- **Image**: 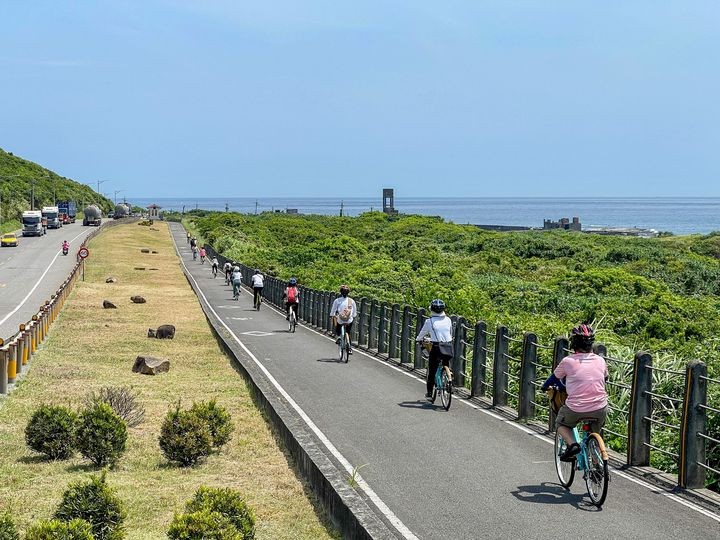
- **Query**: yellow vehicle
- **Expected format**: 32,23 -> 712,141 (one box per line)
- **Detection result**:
1,232 -> 19,247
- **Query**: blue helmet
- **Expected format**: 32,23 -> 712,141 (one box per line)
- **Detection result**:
288,278 -> 297,286
429,299 -> 446,314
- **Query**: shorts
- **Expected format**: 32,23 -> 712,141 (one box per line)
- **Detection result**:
555,404 -> 607,433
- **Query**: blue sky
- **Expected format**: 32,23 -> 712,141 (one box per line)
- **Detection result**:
1,1 -> 718,198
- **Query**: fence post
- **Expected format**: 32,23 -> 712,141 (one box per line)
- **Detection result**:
378,303 -> 388,355
400,305 -> 410,365
358,298 -> 368,348
493,325 -> 509,407
7,342 -> 17,384
312,290 -> 320,327
414,308 -> 425,369
0,346 -> 7,394
549,337 -> 569,431
15,327 -> 25,376
471,321 -> 487,397
369,300 -> 378,351
326,293 -> 335,333
518,332 -> 538,420
628,351 -> 653,466
679,359 -> 707,489
453,317 -> 466,388
389,304 -> 399,359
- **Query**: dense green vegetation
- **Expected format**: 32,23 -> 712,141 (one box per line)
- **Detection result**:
0,148 -> 112,225
190,211 -> 720,367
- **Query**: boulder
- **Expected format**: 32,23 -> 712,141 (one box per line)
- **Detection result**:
103,300 -> 117,309
105,277 -> 117,283
148,325 -> 175,339
140,248 -> 150,253
151,250 -> 158,254
134,267 -> 146,270
132,355 -> 170,375
131,295 -> 146,303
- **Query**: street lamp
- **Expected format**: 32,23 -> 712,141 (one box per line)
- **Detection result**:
114,190 -> 124,205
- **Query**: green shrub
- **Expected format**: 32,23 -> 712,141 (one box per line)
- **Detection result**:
25,519 -> 94,540
0,513 -> 19,540
76,403 -> 127,467
159,405 -> 212,466
185,487 -> 254,539
167,511 -> 242,540
189,401 -> 234,449
25,405 -> 78,460
84,386 -> 145,428
54,472 -> 126,540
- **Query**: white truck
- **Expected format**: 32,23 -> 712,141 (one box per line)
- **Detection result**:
41,206 -> 62,229
22,210 -> 45,236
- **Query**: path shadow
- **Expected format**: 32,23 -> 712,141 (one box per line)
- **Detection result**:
317,357 -> 347,364
65,462 -> 101,473
510,482 -> 599,511
397,400 -> 440,411
17,454 -> 52,464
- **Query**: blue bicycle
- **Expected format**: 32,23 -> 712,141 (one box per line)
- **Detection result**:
554,416 -> 610,507
422,342 -> 453,410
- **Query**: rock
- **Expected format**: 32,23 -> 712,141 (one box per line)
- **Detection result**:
140,248 -> 150,253
151,250 -> 158,254
150,227 -> 159,231
134,267 -> 145,270
105,277 -> 117,283
148,325 -> 175,339
103,300 -> 117,309
149,268 -> 159,271
130,295 -> 146,304
132,355 -> 170,375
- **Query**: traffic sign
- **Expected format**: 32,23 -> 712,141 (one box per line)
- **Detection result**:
78,247 -> 89,259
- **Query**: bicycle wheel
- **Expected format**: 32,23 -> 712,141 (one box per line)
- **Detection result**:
440,368 -> 452,410
291,312 -> 297,333
584,436 -> 609,507
338,330 -> 345,361
554,431 -> 576,488
343,334 -> 350,363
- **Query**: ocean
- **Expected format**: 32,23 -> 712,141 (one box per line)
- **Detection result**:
130,197 -> 720,235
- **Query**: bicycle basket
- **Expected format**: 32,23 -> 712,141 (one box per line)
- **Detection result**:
547,387 -> 568,414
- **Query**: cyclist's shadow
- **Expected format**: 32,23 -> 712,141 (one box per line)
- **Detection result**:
397,400 -> 443,411
511,482 -> 600,511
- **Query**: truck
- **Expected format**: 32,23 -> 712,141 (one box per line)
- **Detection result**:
57,200 -> 77,224
113,203 -> 131,219
41,206 -> 62,229
83,204 -> 102,226
22,210 -> 45,236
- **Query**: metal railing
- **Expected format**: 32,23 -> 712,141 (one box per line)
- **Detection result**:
204,242 -> 720,492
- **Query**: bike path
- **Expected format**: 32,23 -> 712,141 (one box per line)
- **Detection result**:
170,223 -> 720,539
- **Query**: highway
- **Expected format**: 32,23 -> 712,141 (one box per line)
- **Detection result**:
169,223 -> 720,539
0,221 -> 99,342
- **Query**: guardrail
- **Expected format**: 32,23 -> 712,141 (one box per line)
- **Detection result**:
205,243 -> 719,492
1,220 -> 131,397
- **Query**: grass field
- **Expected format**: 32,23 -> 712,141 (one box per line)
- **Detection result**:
0,221 -> 338,539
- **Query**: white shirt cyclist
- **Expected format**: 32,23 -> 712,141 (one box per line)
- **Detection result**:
251,274 -> 264,288
416,314 -> 453,342
330,297 -> 357,324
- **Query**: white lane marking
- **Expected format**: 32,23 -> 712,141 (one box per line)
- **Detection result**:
170,227 -> 418,540
172,226 -> 720,527
0,228 -> 88,327
241,331 -> 275,337
229,317 -> 253,321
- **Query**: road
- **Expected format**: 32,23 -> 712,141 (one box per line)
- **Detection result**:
0,221 -> 99,342
170,223 -> 720,540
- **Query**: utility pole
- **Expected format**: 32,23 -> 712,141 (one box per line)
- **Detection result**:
225,201 -> 229,212
114,190 -> 123,205
340,200 -> 344,217
31,179 -> 36,210
255,200 -> 258,215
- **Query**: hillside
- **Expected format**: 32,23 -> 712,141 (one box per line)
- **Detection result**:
187,211 -> 720,366
0,148 -> 112,225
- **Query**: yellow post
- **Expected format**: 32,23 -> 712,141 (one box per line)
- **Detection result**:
19,324 -> 27,366
30,319 -> 37,353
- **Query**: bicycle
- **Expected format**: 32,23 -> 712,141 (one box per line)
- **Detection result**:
253,289 -> 262,311
337,324 -> 350,363
288,307 -> 297,333
421,341 -> 453,410
551,397 -> 610,507
212,265 -> 218,278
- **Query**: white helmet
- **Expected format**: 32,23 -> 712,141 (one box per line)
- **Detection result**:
233,266 -> 240,272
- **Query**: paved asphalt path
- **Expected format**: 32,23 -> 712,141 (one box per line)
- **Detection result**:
0,221 -> 99,341
170,223 -> 720,540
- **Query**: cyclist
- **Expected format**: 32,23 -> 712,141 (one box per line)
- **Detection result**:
541,324 -> 608,461
231,266 -> 242,300
190,236 -> 197,249
199,247 -> 206,263
211,256 -> 219,277
415,299 -> 453,401
251,269 -> 264,308
186,232 -> 191,243
282,278 -> 300,321
223,261 -> 233,284
330,285 -> 356,354
191,244 -> 198,260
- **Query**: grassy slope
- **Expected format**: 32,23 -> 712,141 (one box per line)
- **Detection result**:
0,221 -> 338,539
0,148 -> 113,223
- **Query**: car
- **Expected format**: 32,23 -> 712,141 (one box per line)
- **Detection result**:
1,233 -> 19,247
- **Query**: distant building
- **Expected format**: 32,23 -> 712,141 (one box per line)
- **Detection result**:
147,204 -> 162,220
383,188 -> 398,215
543,216 -> 581,231
286,208 -> 299,215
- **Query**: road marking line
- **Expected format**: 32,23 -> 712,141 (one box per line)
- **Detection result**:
170,227 -> 419,540
0,227 -> 88,327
